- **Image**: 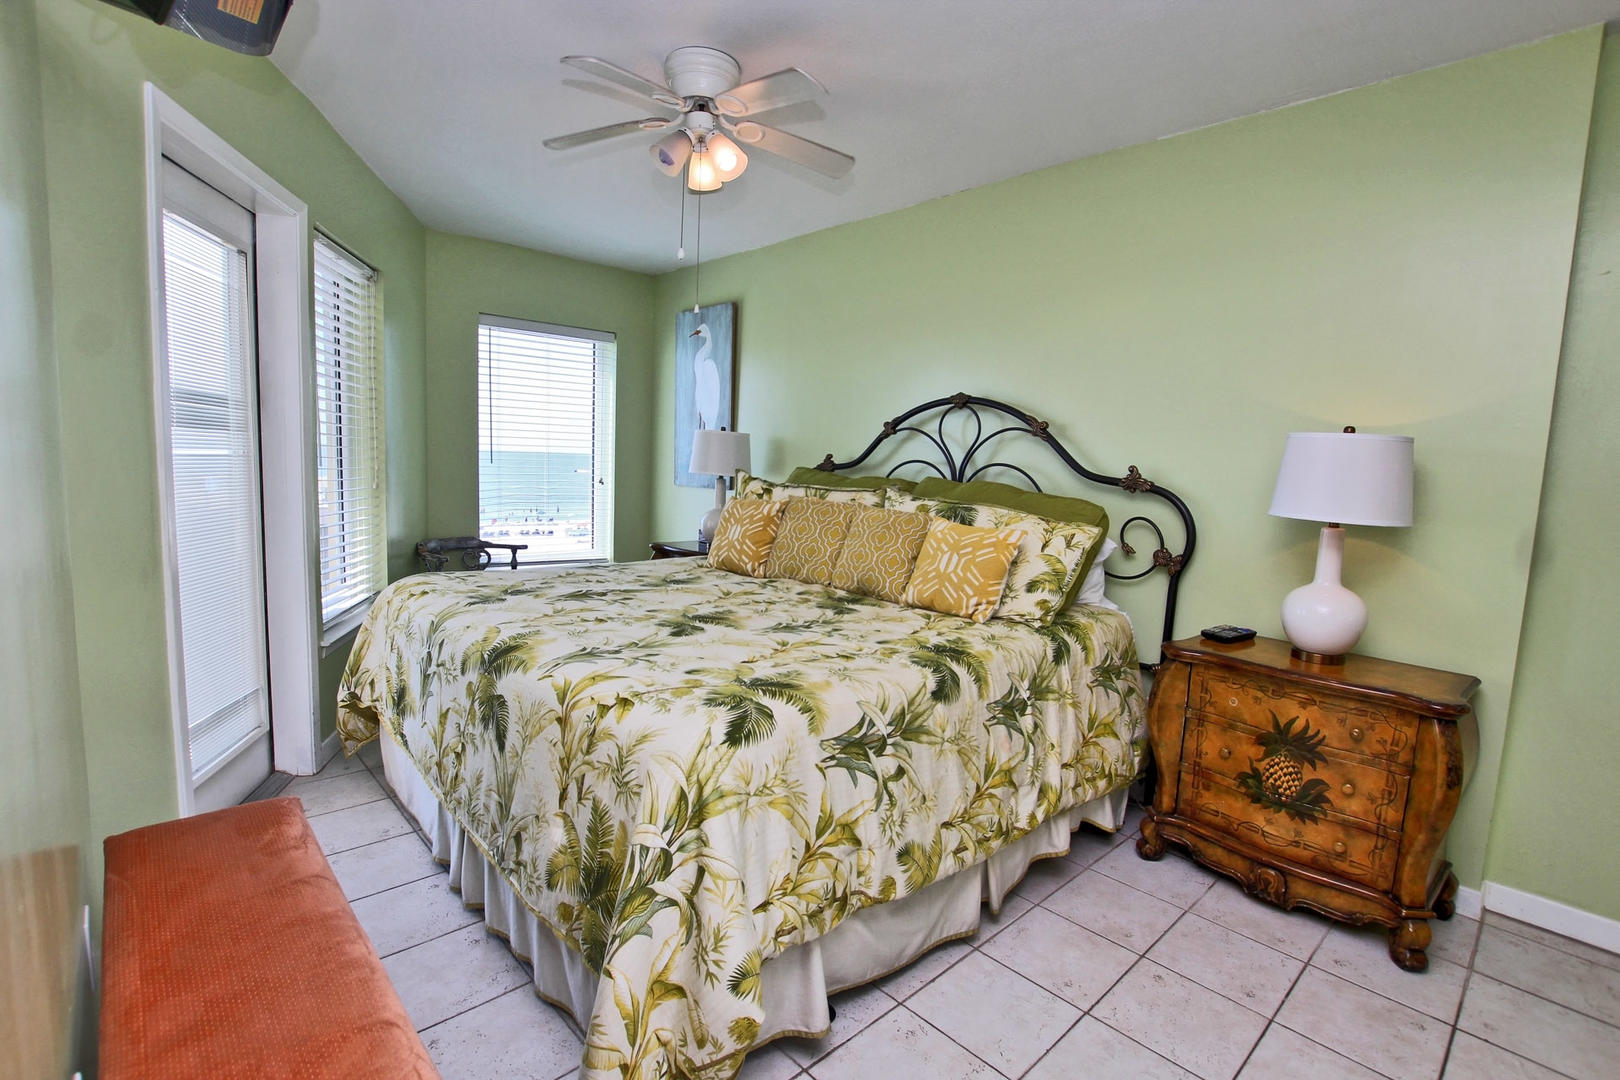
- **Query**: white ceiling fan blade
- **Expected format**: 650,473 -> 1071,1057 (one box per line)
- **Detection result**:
714,68 -> 826,117
543,117 -> 673,151
732,121 -> 853,178
561,56 -> 685,109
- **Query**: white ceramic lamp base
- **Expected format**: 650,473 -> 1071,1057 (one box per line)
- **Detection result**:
697,475 -> 727,546
1281,525 -> 1368,663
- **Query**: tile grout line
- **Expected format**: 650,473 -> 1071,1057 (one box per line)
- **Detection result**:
1023,876 -> 1215,1079
1484,913 -> 1620,971
303,793 -> 393,820
1434,917 -> 1487,1080
1459,966 -> 1620,1032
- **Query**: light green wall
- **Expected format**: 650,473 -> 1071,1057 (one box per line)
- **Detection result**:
1486,32 -> 1620,921
0,1 -> 92,1074
33,0 -> 429,839
651,30 -> 1603,891
424,230 -> 656,561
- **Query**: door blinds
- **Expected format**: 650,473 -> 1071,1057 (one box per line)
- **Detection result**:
160,198 -> 270,781
313,235 -> 386,634
476,316 -> 616,562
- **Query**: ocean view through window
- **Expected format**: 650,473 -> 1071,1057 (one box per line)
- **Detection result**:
477,316 -> 615,562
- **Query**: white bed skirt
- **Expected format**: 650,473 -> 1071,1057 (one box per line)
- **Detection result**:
381,736 -> 1128,1046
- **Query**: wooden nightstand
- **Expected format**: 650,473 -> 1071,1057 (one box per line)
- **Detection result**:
1138,636 -> 1479,971
650,540 -> 707,560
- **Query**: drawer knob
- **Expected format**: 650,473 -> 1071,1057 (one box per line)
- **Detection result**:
1333,841 -> 1347,854
1341,782 -> 1355,796
1350,727 -> 1365,742
1218,747 -> 1232,760
1228,697 -> 1239,707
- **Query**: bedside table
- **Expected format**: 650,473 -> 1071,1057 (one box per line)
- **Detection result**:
650,540 -> 707,560
1138,636 -> 1479,971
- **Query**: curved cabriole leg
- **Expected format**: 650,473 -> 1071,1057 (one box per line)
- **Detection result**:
1434,873 -> 1459,921
1388,919 -> 1432,971
1136,815 -> 1166,860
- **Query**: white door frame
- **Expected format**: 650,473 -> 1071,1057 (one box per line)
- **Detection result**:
144,85 -> 322,814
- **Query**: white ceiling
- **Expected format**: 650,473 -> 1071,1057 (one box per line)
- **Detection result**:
271,1 -> 1620,274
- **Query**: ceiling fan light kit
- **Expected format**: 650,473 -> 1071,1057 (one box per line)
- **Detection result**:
545,46 -> 855,189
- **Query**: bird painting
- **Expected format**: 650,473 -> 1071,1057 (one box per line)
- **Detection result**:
692,323 -> 720,430
674,302 -> 734,487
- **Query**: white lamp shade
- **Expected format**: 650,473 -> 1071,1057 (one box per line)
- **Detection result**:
689,429 -> 751,478
1269,432 -> 1414,527
650,130 -> 693,177
705,132 -> 748,182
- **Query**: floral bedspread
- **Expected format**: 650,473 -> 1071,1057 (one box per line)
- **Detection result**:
337,559 -> 1144,1079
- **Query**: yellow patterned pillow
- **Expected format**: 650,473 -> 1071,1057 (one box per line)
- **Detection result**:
707,498 -> 785,577
763,498 -> 856,585
903,518 -> 1021,622
829,504 -> 931,603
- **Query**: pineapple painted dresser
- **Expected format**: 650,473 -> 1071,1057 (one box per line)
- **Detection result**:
1138,636 -> 1479,971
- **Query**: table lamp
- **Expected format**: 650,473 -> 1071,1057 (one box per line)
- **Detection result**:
689,428 -> 751,546
1268,427 -> 1413,663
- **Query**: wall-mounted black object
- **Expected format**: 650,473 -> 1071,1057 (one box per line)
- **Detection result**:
96,0 -> 295,57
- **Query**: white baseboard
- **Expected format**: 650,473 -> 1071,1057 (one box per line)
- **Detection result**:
1454,885 -> 1483,921
1481,881 -> 1620,956
317,730 -> 340,771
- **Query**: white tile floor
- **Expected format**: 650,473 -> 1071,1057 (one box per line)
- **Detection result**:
285,749 -> 1620,1080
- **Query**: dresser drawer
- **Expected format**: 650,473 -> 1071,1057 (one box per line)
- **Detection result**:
1190,667 -> 1415,770
1185,714 -> 1410,831
1179,766 -> 1399,890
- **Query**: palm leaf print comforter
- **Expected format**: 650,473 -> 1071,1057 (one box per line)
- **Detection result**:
337,559 -> 1144,1079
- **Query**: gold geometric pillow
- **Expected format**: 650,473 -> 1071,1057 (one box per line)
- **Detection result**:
829,504 -> 931,603
763,498 -> 856,585
707,498 -> 786,577
887,493 -> 1105,626
903,518 -> 1021,622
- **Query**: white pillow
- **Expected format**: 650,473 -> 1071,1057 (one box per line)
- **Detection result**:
1076,537 -> 1118,607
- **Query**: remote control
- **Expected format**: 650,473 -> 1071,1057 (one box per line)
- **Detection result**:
1201,625 -> 1257,643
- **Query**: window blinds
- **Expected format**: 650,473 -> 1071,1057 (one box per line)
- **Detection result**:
313,235 -> 386,632
477,316 -> 615,562
161,208 -> 270,781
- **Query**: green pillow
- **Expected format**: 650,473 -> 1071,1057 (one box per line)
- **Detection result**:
946,478 -> 1109,532
786,467 -> 916,493
909,477 -> 962,500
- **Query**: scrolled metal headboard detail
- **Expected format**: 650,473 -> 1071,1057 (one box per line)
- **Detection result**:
816,392 -> 1197,652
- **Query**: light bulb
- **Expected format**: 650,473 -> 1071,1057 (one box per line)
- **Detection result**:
686,151 -> 721,193
706,132 -> 748,182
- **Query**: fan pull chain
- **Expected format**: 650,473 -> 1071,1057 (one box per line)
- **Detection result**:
693,185 -> 702,315
677,184 -> 686,261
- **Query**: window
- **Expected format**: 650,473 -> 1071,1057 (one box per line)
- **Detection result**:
313,235 -> 385,638
477,316 -> 616,562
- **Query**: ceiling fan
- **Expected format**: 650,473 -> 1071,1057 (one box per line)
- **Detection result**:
543,47 -> 855,191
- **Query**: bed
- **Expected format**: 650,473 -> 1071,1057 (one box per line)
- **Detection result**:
337,394 -> 1195,1080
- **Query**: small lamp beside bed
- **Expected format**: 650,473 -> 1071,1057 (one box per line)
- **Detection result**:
690,428 -> 752,547
1269,427 -> 1413,663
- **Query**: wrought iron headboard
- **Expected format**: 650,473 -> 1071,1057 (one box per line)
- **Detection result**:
816,393 -> 1196,653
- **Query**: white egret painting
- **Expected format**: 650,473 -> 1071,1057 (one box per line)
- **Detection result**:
674,302 -> 735,487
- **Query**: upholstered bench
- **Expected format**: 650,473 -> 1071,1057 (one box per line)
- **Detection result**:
100,797 -> 436,1078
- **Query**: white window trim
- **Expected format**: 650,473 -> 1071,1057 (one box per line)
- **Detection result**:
477,314 -> 616,565
145,85 -> 322,811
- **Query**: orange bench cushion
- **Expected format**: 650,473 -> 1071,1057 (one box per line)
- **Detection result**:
100,797 -> 436,1079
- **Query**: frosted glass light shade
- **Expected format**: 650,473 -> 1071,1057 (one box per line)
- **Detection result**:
689,429 -> 750,478
1269,432 -> 1414,527
686,150 -> 722,192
